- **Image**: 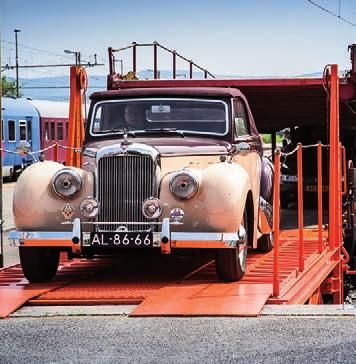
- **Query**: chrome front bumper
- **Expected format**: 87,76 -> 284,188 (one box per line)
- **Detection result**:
9,218 -> 246,249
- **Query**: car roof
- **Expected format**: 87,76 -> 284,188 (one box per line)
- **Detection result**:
90,87 -> 244,100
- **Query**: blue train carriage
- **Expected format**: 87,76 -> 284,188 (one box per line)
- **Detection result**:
1,97 -> 41,180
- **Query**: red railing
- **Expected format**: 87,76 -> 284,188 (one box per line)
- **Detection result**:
272,64 -> 343,299
108,41 -> 215,80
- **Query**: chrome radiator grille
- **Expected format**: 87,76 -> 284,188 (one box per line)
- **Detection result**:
97,155 -> 156,231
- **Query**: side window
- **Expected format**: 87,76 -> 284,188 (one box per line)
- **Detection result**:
57,122 -> 64,140
66,122 -> 69,139
233,99 -> 249,138
19,120 -> 27,141
1,119 -> 3,142
44,122 -> 49,141
50,121 -> 56,140
8,120 -> 16,142
27,120 -> 32,141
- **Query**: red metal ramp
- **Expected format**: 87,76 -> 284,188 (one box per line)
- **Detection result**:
130,283 -> 271,317
0,255 -> 118,318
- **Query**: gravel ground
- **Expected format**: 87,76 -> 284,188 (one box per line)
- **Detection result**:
0,316 -> 355,363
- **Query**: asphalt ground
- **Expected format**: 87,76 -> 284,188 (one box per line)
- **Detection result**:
0,316 -> 355,364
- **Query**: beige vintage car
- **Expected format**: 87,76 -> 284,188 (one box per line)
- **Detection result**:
10,87 -> 273,283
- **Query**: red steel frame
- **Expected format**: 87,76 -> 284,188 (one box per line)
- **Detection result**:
66,66 -> 87,167
272,64 -> 344,304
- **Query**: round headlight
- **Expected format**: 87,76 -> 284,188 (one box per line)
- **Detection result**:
142,197 -> 163,220
52,169 -> 82,199
169,171 -> 199,200
80,197 -> 100,218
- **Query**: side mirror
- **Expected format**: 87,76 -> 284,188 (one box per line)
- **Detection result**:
234,142 -> 250,156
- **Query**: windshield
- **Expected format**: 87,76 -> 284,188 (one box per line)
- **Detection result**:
90,98 -> 228,136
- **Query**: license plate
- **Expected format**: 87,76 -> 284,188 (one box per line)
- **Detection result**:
82,232 -> 153,248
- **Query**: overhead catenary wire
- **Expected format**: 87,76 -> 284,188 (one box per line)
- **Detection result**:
306,0 -> 356,26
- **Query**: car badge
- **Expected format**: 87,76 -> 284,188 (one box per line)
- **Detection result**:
62,203 -> 75,221
121,129 -> 132,148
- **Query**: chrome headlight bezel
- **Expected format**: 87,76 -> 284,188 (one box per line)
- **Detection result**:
169,170 -> 199,200
52,168 -> 82,199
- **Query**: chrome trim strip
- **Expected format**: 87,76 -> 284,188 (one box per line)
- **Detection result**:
72,218 -> 81,243
161,218 -> 170,242
9,231 -> 72,240
90,98 -> 229,137
96,142 -> 160,162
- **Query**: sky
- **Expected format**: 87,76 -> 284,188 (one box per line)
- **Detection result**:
1,0 -> 356,81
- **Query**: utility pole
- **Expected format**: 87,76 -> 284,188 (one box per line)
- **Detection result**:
14,29 -> 21,98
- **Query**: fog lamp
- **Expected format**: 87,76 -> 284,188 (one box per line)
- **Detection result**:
52,168 -> 82,199
80,197 -> 100,218
170,208 -> 184,223
142,197 -> 163,220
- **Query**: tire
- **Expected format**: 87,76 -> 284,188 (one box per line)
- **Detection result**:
215,210 -> 248,282
257,232 -> 273,252
19,247 -> 60,283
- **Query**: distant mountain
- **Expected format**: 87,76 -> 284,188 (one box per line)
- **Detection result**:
10,69 -> 346,101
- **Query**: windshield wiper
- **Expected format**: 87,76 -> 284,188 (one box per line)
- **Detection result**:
136,128 -> 184,137
96,128 -> 136,137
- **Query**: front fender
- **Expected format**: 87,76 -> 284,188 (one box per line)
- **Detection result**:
159,162 -> 252,232
13,161 -> 94,231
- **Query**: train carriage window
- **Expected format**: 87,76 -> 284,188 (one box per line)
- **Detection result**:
1,119 -> 3,142
50,121 -> 55,140
19,120 -> 27,141
57,122 -> 64,140
8,120 -> 16,142
66,122 -> 69,139
44,122 -> 49,141
27,120 -> 32,141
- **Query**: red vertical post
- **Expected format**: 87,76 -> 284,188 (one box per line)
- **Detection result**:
66,66 -> 85,168
341,146 -> 346,194
132,42 -> 137,74
328,64 -> 343,303
53,143 -> 58,162
297,144 -> 304,272
317,142 -> 323,253
153,42 -> 158,79
273,150 -> 281,297
173,51 -> 176,79
328,64 -> 341,250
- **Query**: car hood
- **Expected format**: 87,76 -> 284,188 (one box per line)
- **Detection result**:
84,136 -> 233,156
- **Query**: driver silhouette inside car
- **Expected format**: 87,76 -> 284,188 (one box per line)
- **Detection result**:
124,104 -> 145,130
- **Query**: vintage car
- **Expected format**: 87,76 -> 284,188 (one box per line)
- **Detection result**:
10,87 -> 273,283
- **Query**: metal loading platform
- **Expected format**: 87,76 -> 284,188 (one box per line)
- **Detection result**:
0,229 -> 343,318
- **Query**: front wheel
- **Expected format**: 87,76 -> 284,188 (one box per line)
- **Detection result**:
215,211 -> 248,282
19,247 -> 60,283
